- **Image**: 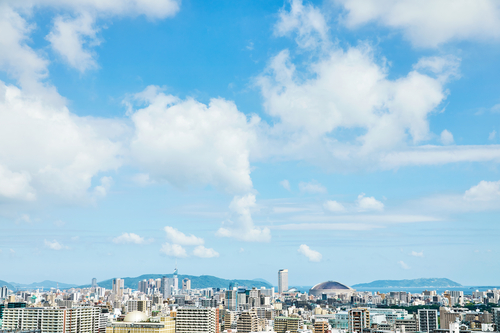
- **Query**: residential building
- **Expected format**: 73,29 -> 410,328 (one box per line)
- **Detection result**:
274,317 -> 301,333
175,308 -> 219,333
349,308 -> 370,333
237,311 -> 258,333
418,309 -> 438,333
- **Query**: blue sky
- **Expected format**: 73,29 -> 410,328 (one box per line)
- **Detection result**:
1,0 -> 500,287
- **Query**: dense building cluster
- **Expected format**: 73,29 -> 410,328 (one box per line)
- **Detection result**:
1,270 -> 500,333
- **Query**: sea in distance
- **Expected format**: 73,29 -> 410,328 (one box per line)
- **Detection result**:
288,286 -> 500,295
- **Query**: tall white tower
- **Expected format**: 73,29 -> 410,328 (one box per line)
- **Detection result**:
278,269 -> 288,294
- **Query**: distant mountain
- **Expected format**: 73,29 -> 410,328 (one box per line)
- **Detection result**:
9,280 -> 78,290
80,274 -> 273,290
0,280 -> 15,291
352,278 -> 462,289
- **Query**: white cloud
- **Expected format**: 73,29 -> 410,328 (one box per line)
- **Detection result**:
132,173 -> 155,186
398,260 -> 410,269
356,193 -> 384,212
0,81 -> 125,202
489,130 -> 496,140
112,232 -> 147,245
323,200 -> 345,212
440,129 -> 454,145
164,226 -> 204,246
464,180 -> 500,201
0,164 -> 36,200
216,194 -> 271,242
410,251 -> 424,257
298,244 -> 322,262
299,180 -> 327,194
160,242 -> 187,258
275,0 -> 329,49
94,176 -> 112,197
44,239 -> 68,250
280,179 -> 291,191
336,0 -> 500,47
129,86 -> 259,194
193,245 -> 219,258
46,12 -> 99,72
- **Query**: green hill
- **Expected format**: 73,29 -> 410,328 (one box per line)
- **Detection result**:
80,274 -> 273,290
352,278 -> 461,289
0,280 -> 15,291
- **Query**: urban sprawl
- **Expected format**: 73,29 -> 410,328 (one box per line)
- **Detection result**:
1,269 -> 500,333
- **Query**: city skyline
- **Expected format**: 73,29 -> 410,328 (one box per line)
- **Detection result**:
1,0 -> 500,286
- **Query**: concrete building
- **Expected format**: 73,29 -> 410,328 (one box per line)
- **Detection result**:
175,308 -> 219,333
183,278 -> 191,290
1,286 -> 8,299
107,312 -> 175,333
237,311 -> 258,333
274,316 -> 301,333
418,309 -> 438,333
314,320 -> 329,333
278,269 -> 288,295
395,314 -> 419,332
349,308 -> 370,333
225,290 -> 237,311
2,307 -> 100,333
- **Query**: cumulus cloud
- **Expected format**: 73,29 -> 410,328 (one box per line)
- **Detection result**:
275,0 -> 329,49
398,260 -> 410,269
410,251 -> 424,257
299,180 -> 327,194
323,200 -> 345,212
160,243 -> 187,258
0,81 -> 125,202
464,180 -> 500,201
489,130 -> 496,140
280,179 -> 291,191
46,12 -> 99,72
336,0 -> 500,47
94,176 -> 112,197
193,245 -> 219,258
356,193 -> 384,212
112,232 -> 147,245
298,244 -> 322,262
164,226 -> 204,246
129,86 -> 259,194
440,129 -> 454,145
216,194 -> 271,242
44,239 -> 68,250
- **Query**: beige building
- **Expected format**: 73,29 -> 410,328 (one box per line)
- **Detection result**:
349,308 -> 370,333
274,316 -> 301,333
237,311 -> 258,333
107,312 -> 175,333
314,320 -> 329,333
176,307 -> 219,333
2,306 -> 101,333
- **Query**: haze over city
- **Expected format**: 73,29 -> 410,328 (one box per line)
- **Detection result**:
1,0 -> 500,288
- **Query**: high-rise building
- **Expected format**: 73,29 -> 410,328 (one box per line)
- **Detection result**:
182,278 -> 191,290
2,306 -> 100,333
348,308 -> 370,333
176,308 -> 220,333
418,309 -> 438,333
92,278 -> 97,288
237,311 -> 258,333
278,269 -> 288,294
112,278 -> 124,296
0,285 -> 8,299
314,320 -> 329,333
161,276 -> 171,299
172,267 -> 179,292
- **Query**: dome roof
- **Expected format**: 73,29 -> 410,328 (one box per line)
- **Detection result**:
309,281 -> 354,297
123,311 -> 148,323
310,281 -> 352,291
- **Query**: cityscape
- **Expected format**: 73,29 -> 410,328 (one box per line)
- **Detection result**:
1,0 -> 500,333
2,268 -> 500,333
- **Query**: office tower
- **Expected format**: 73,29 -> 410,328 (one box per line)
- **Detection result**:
182,278 -> 191,290
237,311 -> 258,333
418,309 -> 438,333
349,308 -> 370,333
92,278 -> 97,288
2,306 -> 100,333
274,316 -> 301,333
0,285 -> 7,299
161,276 -> 171,298
176,308 -> 220,333
112,278 -> 124,296
225,289 -> 237,311
278,269 -> 288,294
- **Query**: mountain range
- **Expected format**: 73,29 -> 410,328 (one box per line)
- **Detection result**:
352,278 -> 462,288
